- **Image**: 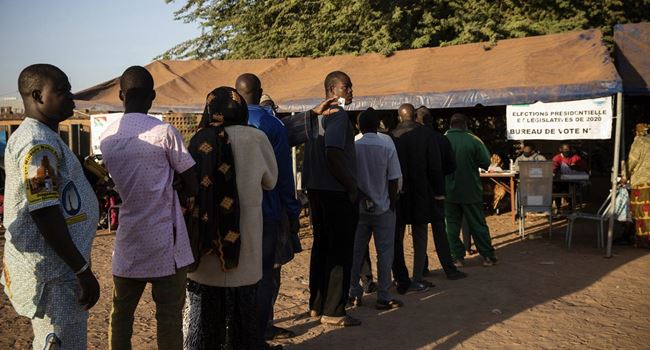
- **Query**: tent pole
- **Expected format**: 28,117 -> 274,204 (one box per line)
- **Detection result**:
606,92 -> 623,258
291,112 -> 298,190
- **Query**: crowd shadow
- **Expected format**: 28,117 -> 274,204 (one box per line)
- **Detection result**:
282,216 -> 647,349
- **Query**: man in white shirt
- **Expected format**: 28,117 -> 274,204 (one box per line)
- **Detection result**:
349,108 -> 403,310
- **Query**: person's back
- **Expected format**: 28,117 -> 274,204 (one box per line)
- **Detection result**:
101,114 -> 195,277
389,104 -> 445,293
349,109 -> 403,309
188,124 -> 277,287
443,113 -> 497,267
445,128 -> 490,204
391,121 -> 442,222
247,104 -> 300,222
99,66 -> 197,350
355,133 -> 399,213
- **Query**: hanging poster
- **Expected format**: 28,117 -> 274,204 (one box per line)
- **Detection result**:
506,96 -> 613,140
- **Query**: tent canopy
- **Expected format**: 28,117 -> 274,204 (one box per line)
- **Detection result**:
614,22 -> 650,95
75,29 -> 621,113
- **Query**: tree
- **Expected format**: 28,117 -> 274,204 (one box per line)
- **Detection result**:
158,0 -> 650,60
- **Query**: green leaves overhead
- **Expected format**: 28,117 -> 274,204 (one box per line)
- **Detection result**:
158,0 -> 650,60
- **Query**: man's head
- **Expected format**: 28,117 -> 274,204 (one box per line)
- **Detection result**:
357,108 -> 379,134
398,103 -> 415,122
119,66 -> 155,112
416,106 -> 433,127
324,71 -> 353,104
522,143 -> 536,157
559,143 -> 573,157
235,73 -> 263,105
449,113 -> 468,130
18,64 -> 75,122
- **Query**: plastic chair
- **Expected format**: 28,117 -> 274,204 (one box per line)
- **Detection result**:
564,191 -> 612,250
518,161 -> 554,239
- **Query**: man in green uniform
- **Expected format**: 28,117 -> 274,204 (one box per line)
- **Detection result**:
444,113 -> 498,267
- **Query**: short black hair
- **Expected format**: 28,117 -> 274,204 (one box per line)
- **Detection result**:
235,73 -> 261,95
416,106 -> 433,126
18,64 -> 65,98
324,71 -> 350,95
358,108 -> 379,132
120,66 -> 154,101
450,113 -> 468,129
524,142 -> 536,150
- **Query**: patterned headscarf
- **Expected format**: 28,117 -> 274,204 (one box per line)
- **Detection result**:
189,87 -> 248,271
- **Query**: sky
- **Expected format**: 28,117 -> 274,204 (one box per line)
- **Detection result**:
0,0 -> 201,99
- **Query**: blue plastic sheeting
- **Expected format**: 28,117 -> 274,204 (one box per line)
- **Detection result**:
279,81 -> 622,112
615,22 -> 650,95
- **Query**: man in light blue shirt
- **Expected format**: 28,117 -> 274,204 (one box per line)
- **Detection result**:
349,108 -> 403,310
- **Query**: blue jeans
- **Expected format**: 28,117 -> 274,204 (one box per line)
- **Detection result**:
350,210 -> 396,302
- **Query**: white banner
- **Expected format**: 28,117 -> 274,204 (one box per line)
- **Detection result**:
90,113 -> 162,154
506,96 -> 613,140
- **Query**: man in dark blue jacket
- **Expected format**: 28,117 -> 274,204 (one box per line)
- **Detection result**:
236,73 -> 302,348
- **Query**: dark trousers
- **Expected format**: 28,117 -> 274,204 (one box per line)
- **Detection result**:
446,202 -> 496,260
184,281 -> 259,350
269,267 -> 281,324
431,199 -> 459,275
391,204 -> 411,289
257,219 -> 280,346
109,268 -> 187,350
307,189 -> 358,317
360,248 -> 374,289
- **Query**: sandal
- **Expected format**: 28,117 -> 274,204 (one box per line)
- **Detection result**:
375,299 -> 404,310
320,315 -> 362,327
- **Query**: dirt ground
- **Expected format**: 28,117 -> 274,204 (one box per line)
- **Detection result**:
1,213 -> 649,349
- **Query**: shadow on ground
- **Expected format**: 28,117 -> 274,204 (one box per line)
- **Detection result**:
280,216 -> 648,350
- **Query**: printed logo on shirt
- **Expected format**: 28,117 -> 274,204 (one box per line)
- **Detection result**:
61,181 -> 81,215
62,181 -> 88,225
22,144 -> 60,204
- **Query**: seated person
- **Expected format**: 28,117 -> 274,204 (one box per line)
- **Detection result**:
486,154 -> 508,212
513,143 -> 546,172
552,143 -> 588,212
552,143 -> 588,176
488,154 -> 503,172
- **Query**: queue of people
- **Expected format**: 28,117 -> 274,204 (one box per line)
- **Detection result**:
13,63 -> 622,349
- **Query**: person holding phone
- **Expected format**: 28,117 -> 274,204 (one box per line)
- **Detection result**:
302,71 -> 361,327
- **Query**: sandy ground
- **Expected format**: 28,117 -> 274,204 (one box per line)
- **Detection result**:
1,213 -> 649,349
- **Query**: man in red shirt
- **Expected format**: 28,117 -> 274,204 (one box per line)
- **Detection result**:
552,143 -> 588,212
552,143 -> 588,175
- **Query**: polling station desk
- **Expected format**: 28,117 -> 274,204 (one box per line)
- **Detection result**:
480,171 -> 517,225
553,174 -> 590,212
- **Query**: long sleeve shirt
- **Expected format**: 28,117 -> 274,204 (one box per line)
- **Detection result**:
248,105 -> 301,221
552,153 -> 587,174
444,128 -> 491,204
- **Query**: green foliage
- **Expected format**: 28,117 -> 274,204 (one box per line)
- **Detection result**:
158,0 -> 650,60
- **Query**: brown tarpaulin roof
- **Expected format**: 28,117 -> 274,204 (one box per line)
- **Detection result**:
75,29 -> 621,113
614,22 -> 650,95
